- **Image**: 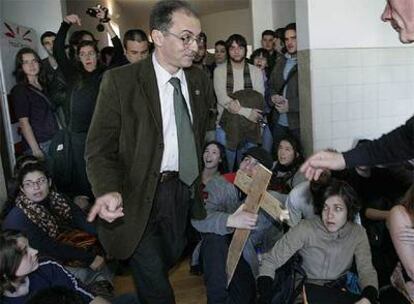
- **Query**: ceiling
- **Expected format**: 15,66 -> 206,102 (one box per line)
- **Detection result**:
115,0 -> 250,16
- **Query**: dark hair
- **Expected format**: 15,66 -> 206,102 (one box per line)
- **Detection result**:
0,230 -> 26,294
123,29 -> 149,48
275,27 -> 285,39
198,32 -> 207,47
76,40 -> 99,57
17,162 -> 50,189
215,40 -> 226,48
101,46 -> 114,55
75,40 -> 100,73
309,170 -> 332,205
225,34 -> 247,57
250,48 -> 270,62
284,23 -> 296,39
69,30 -> 97,47
27,286 -> 84,304
262,30 -> 275,38
14,155 -> 41,177
100,46 -> 114,65
13,48 -> 44,85
202,141 -> 228,174
244,147 -> 273,170
40,31 -> 56,45
314,179 -> 361,222
149,0 -> 198,32
68,30 -> 97,60
277,135 -> 304,166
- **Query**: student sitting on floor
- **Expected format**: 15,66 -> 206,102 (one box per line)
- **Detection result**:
192,147 -> 283,304
268,135 -> 305,204
189,141 -> 229,275
257,179 -> 378,304
0,230 -> 104,304
2,163 -> 112,291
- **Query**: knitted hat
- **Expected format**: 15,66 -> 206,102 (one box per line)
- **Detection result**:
244,147 -> 273,170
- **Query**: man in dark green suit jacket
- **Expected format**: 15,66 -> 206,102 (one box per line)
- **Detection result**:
85,1 -> 215,303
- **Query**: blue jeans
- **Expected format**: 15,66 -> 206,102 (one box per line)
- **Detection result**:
24,139 -> 52,161
215,127 -> 257,172
261,124 -> 273,153
201,233 -> 256,304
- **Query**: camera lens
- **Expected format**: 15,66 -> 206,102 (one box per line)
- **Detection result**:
86,8 -> 97,17
96,23 -> 105,32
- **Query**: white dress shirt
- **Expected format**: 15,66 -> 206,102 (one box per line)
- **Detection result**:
152,53 -> 193,172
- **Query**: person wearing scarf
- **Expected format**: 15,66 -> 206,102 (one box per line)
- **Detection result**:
268,136 -> 306,204
2,162 -> 112,288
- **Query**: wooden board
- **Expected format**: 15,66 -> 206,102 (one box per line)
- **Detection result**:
226,164 -> 272,286
234,170 -> 289,222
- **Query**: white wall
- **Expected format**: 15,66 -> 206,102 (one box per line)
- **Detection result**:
0,0 -> 65,58
250,0 -> 295,49
297,0 -> 414,154
65,0 -> 147,47
297,0 -> 408,50
250,0 -> 274,49
272,0 -> 295,29
309,47 -> 414,152
200,8 -> 253,48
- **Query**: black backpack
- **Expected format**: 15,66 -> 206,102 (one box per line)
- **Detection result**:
270,254 -> 307,304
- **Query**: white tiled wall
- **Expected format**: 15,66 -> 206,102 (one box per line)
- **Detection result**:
308,47 -> 414,152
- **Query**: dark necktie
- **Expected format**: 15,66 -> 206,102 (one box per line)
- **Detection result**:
169,77 -> 199,186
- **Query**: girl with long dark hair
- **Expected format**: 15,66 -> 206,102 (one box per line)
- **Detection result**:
268,136 -> 305,203
11,48 -> 58,160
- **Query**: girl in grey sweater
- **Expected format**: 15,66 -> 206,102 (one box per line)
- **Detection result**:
258,179 -> 378,304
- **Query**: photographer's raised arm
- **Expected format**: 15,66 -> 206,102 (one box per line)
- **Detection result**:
95,8 -> 124,65
53,15 -> 80,84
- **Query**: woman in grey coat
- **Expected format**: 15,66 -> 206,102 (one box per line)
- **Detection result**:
258,179 -> 378,304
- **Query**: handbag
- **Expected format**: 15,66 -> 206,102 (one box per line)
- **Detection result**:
271,253 -> 306,304
56,229 -> 100,267
391,262 -> 414,303
48,128 -> 73,191
28,87 -> 73,191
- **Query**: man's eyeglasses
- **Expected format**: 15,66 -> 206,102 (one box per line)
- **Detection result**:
23,177 -> 48,189
164,31 -> 202,46
79,51 -> 97,58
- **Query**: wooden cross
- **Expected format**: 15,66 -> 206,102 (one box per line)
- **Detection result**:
226,164 -> 289,286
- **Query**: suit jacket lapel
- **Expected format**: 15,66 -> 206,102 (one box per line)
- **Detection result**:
140,58 -> 162,132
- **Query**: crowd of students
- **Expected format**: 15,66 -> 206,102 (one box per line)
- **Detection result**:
1,3 -> 414,304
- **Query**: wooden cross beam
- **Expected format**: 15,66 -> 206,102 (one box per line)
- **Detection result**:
226,164 -> 289,286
